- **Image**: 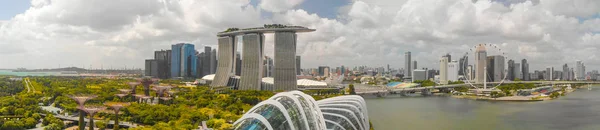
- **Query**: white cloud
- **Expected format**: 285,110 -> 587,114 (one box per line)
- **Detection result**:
0,0 -> 599,71
260,0 -> 304,12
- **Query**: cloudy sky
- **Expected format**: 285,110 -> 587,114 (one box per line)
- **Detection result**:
0,0 -> 598,71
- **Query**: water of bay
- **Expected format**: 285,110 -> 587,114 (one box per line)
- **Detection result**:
366,86 -> 600,130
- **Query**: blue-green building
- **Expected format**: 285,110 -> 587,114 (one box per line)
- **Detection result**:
171,43 -> 197,78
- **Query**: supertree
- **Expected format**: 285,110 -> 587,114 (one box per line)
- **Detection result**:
138,78 -> 158,96
159,97 -> 173,105
127,82 -> 140,101
118,89 -> 132,94
115,93 -> 128,101
133,94 -> 151,103
117,89 -> 132,101
105,102 -> 130,130
69,95 -> 97,130
152,85 -> 172,104
127,82 -> 140,94
79,106 -> 106,130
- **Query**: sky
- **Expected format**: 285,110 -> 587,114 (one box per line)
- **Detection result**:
0,0 -> 599,71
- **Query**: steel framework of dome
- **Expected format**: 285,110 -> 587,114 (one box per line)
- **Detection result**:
233,91 -> 369,130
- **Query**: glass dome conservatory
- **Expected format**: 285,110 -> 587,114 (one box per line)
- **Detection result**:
233,91 -> 369,130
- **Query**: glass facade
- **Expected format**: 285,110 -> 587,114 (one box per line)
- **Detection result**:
233,91 -> 369,130
170,43 -> 197,78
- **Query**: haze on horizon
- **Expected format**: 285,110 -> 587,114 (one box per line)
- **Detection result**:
0,0 -> 598,71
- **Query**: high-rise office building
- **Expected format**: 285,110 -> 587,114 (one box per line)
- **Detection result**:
486,55 -> 505,82
318,66 -> 329,76
154,50 -> 171,79
447,60 -> 458,82
145,59 -> 158,77
171,43 -> 197,78
427,69 -> 437,80
405,52 -> 412,78
458,56 -> 467,76
576,61 -> 585,80
546,67 -> 553,80
324,67 -> 330,77
196,52 -> 204,78
522,59 -> 529,81
475,44 -> 487,83
296,56 -> 301,75
235,52 -> 242,76
514,63 -> 521,80
562,64 -> 569,80
444,53 -> 451,62
203,46 -> 212,76
467,65 -> 473,80
211,49 -> 217,74
507,59 -> 515,81
412,69 -> 427,82
413,61 -> 418,70
263,56 -> 274,77
439,56 -> 449,84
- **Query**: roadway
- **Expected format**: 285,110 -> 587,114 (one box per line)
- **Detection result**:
40,114 -> 138,128
356,81 -> 600,95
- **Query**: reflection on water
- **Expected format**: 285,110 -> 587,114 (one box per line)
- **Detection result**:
366,86 -> 600,130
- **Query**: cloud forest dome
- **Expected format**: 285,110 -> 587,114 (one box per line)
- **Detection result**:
233,91 -> 369,130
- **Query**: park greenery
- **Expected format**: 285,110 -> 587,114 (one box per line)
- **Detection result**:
0,76 -> 277,129
495,83 -> 536,96
0,76 -> 347,129
413,80 -> 436,87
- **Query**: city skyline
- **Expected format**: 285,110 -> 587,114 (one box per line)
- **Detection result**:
0,0 -> 599,71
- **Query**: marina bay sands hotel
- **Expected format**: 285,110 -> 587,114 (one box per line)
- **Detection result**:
210,25 -> 315,91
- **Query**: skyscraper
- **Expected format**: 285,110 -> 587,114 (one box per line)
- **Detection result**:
439,56 -> 449,84
318,66 -> 329,76
154,50 -> 171,79
196,52 -> 204,78
514,63 -> 521,80
145,59 -> 158,77
239,33 -> 265,90
467,65 -> 473,80
507,59 -> 515,81
458,56 -> 467,76
413,61 -> 418,70
486,55 -> 504,82
211,49 -> 217,74
296,56 -> 301,75
522,59 -> 529,81
563,64 -> 569,80
170,43 -> 197,78
405,52 -> 412,78
203,46 -> 212,76
546,67 -> 553,80
444,53 -> 451,62
447,60 -> 458,82
263,56 -> 273,77
576,61 -> 585,80
235,52 -> 242,76
475,44 -> 487,83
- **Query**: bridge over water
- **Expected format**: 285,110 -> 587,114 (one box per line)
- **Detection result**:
356,81 -> 600,96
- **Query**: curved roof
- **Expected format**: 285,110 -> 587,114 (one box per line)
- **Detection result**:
297,79 -> 328,86
218,26 -> 316,36
261,77 -> 327,86
233,91 -> 369,130
476,44 -> 487,52
201,74 -> 215,80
